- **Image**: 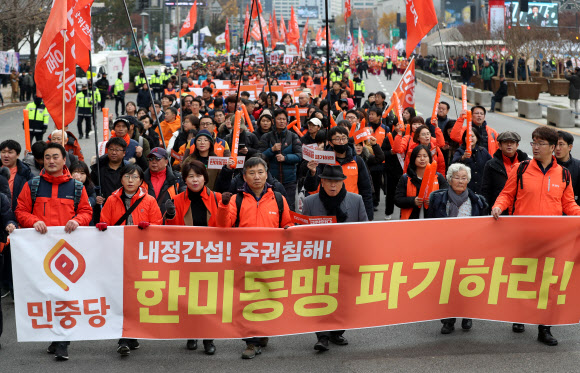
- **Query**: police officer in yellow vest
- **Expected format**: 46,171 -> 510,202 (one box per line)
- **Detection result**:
330,68 -> 342,83
114,72 -> 125,117
160,68 -> 170,87
353,72 -> 365,108
385,58 -> 394,80
76,84 -> 95,139
26,96 -> 50,142
135,70 -> 147,89
150,70 -> 163,100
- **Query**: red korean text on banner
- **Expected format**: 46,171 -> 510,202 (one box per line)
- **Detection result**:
179,1 -> 198,37
225,18 -> 231,52
35,0 -> 76,130
465,111 -> 473,158
394,58 -> 416,107
405,0 -> 438,57
291,212 -> 337,225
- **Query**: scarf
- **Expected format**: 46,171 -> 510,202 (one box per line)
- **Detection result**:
318,184 -> 348,223
187,189 -> 208,227
448,189 -> 469,218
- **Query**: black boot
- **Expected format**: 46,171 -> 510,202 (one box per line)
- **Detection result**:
538,325 -> 558,346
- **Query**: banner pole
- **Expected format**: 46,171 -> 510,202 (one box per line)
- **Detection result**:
324,0 -> 330,97
437,24 -> 459,118
256,10 -> 274,104
89,48 -> 102,198
62,31 -> 66,147
233,0 -> 256,114
176,3 -> 182,128
121,0 -> 164,148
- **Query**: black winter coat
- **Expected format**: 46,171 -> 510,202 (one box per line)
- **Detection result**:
452,146 -> 491,194
225,130 -> 260,159
482,149 -> 529,210
11,159 -> 33,210
394,167 -> 448,220
143,165 -> 185,214
426,188 -> 488,218
557,155 -> 580,205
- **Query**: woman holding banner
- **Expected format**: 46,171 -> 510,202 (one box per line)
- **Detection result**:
97,164 -> 162,357
426,163 -> 488,334
394,145 -> 448,220
164,160 -> 221,355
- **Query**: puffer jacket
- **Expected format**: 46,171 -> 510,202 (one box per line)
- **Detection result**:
259,129 -> 303,184
15,167 -> 93,227
452,145 -> 492,195
426,188 -> 488,218
482,149 -> 528,209
394,167 -> 448,220
164,186 -> 221,226
216,184 -> 293,228
100,186 -> 162,225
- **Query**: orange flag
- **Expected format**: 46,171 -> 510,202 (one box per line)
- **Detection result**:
405,0 -> 437,57
35,0 -> 76,130
393,58 -> 416,108
243,5 -> 250,43
73,0 -> 93,72
287,7 -> 300,50
344,0 -> 352,24
315,27 -> 323,47
301,18 -> 309,50
251,0 -> 263,19
279,15 -> 287,44
271,9 -> 280,44
179,1 -> 198,37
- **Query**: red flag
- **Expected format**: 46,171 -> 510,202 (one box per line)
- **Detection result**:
279,15 -> 287,44
243,5 -> 251,43
251,16 -> 268,42
271,9 -> 280,45
301,18 -> 309,49
325,26 -> 332,48
35,0 -> 76,130
405,0 -> 437,57
179,1 -> 197,37
315,27 -> 323,47
344,0 -> 352,24
394,58 -> 416,107
287,6 -> 300,50
269,16 -> 276,45
225,18 -> 231,52
73,0 -> 93,72
251,0 -> 263,19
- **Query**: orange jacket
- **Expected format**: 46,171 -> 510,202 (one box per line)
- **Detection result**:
165,187 -> 221,226
393,135 -> 441,173
100,187 -> 163,225
15,168 -> 93,228
493,157 -> 580,216
450,118 -> 499,155
160,118 -> 181,146
216,187 -> 293,228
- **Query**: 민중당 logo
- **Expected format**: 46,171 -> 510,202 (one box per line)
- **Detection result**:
43,239 -> 86,291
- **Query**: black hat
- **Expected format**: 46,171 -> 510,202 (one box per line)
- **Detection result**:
319,165 -> 347,181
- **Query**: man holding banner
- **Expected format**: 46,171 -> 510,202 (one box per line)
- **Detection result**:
15,143 -> 93,360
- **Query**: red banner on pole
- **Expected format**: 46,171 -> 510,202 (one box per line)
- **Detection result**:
405,0 -> 438,57
179,1 -> 198,37
394,58 -> 416,107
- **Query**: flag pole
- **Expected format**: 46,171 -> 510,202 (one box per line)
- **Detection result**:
176,3 -> 182,128
121,0 -> 165,148
256,10 -> 274,103
436,24 -> 459,118
233,0 -> 257,114
324,0 -> 331,97
62,31 -> 66,148
88,45 -> 102,199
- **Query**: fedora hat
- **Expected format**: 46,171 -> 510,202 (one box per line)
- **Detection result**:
319,165 -> 347,181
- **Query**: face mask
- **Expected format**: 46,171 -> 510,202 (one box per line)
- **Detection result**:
333,144 -> 348,154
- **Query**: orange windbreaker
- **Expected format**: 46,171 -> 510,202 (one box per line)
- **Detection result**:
160,118 -> 181,146
216,187 -> 293,228
165,187 -> 221,226
15,167 -> 93,228
450,119 -> 499,155
393,135 -> 444,174
100,186 -> 163,225
493,157 -> 580,216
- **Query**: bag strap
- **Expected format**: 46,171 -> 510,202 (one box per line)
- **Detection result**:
114,195 -> 146,226
274,191 -> 284,227
30,176 -> 41,211
234,191 -> 244,228
512,160 -> 530,215
73,179 -> 83,213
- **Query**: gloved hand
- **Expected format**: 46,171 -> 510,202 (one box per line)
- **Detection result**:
222,192 -> 232,205
138,221 -> 150,230
165,199 -> 176,219
96,222 -> 108,231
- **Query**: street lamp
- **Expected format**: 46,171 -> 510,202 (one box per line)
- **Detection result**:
140,11 -> 149,48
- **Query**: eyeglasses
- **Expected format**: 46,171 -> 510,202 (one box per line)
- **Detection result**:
148,156 -> 163,161
530,142 -> 550,148
123,174 -> 141,181
331,137 -> 349,143
108,148 -> 124,153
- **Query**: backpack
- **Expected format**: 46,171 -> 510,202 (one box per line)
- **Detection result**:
30,176 -> 84,213
511,160 -> 571,215
234,190 -> 284,228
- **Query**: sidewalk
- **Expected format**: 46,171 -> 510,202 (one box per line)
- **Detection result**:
0,84 -> 29,111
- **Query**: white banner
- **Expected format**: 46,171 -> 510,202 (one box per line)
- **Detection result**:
12,227 -> 124,341
302,144 -> 336,164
